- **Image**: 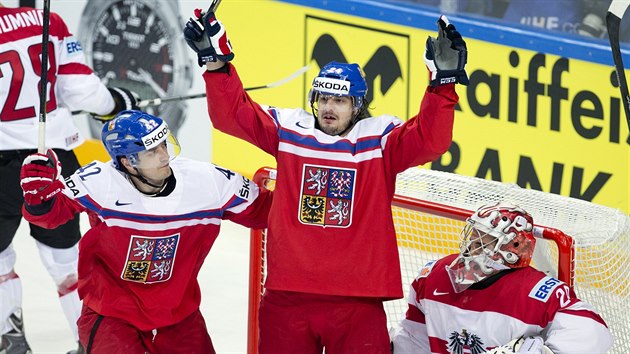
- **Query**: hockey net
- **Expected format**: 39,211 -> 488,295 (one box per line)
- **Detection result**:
247,167 -> 630,354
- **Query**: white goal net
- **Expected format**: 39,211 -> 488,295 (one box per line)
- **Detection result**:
248,167 -> 630,354
391,168 -> 630,354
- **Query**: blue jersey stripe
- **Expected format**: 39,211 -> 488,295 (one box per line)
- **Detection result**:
278,126 -> 393,154
78,196 -> 226,222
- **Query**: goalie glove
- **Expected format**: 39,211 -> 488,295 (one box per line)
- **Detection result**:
184,8 -> 234,66
484,336 -> 554,354
20,149 -> 65,206
92,87 -> 140,122
424,15 -> 469,86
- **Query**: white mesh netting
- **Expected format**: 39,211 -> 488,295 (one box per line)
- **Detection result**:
252,167 -> 629,353
389,167 -> 630,354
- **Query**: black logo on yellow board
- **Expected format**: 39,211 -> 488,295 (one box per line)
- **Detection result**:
304,16 -> 409,117
310,34 -> 401,104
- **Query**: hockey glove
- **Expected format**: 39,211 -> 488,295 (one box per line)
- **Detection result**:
184,8 -> 234,66
483,336 -> 554,354
424,15 -> 469,86
92,87 -> 140,122
20,149 -> 65,206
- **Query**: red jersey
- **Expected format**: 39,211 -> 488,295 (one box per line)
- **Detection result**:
0,7 -> 115,150
23,158 -> 271,331
391,254 -> 613,353
203,64 -> 458,299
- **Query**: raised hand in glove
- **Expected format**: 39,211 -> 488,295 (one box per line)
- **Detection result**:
92,87 -> 140,122
424,15 -> 469,86
184,8 -> 234,66
20,149 -> 65,206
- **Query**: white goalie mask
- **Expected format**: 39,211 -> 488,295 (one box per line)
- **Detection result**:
446,202 -> 536,293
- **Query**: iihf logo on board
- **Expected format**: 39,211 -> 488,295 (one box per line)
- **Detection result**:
299,164 -> 356,227
121,234 -> 179,283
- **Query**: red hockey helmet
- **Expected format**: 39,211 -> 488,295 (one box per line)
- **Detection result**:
446,202 -> 536,292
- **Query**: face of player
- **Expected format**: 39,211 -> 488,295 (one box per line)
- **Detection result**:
129,141 -> 173,188
465,229 -> 499,257
315,94 -> 356,136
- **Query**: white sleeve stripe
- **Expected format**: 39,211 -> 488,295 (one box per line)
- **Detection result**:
21,176 -> 54,184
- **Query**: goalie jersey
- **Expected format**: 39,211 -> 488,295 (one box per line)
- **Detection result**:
23,157 -> 271,331
391,254 -> 613,354
0,7 -> 114,150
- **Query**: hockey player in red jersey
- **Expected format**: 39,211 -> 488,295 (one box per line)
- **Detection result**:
0,2 -> 137,353
19,110 -> 271,353
390,202 -> 613,354
184,6 -> 468,353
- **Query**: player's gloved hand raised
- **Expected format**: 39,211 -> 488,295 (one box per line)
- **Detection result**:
424,15 -> 469,86
92,87 -> 140,122
184,8 -> 234,66
20,149 -> 65,206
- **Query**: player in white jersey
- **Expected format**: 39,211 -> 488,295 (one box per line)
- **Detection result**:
0,3 -> 136,354
19,110 -> 271,353
390,202 -> 613,354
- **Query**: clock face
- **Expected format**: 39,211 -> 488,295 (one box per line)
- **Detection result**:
89,0 -> 174,117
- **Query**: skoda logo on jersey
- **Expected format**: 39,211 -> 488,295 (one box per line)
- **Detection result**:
298,164 -> 356,228
312,77 -> 350,96
142,123 -> 169,148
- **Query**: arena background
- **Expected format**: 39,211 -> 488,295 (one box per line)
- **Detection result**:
22,0 -> 628,213
4,0 -> 629,352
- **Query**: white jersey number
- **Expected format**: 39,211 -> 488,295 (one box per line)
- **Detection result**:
555,284 -> 572,308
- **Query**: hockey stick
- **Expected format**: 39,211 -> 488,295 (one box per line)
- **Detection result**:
71,64 -> 310,115
606,0 -> 630,130
37,0 -> 51,153
210,0 -> 223,12
135,64 -> 310,108
128,0 -> 224,109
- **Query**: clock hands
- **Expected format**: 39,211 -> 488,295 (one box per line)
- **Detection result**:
138,68 -> 167,98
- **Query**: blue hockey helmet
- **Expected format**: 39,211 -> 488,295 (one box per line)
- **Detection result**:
309,61 -> 368,112
101,110 -> 180,170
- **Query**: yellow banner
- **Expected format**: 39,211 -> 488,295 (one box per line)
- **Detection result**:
206,1 -> 628,213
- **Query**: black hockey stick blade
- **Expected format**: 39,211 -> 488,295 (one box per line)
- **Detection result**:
606,0 -> 630,130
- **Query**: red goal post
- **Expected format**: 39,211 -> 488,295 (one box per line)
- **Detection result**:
247,167 -> 630,354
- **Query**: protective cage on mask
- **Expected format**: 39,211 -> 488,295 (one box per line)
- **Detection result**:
247,167 -> 630,354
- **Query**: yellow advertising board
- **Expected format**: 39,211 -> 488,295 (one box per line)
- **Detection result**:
207,0 -> 628,213
211,1 -> 420,177
453,44 -> 629,212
